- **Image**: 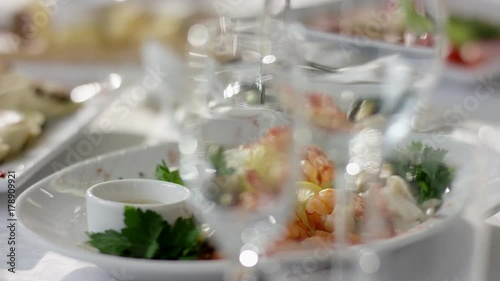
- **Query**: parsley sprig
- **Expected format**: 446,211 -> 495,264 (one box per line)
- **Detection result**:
391,141 -> 454,204
155,160 -> 184,185
87,207 -> 204,260
210,147 -> 235,176
401,0 -> 434,34
447,16 -> 500,46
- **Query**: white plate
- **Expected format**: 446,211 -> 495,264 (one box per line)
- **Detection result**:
0,63 -> 129,192
16,127 -> 476,281
305,29 -> 500,83
444,62 -> 500,83
17,143 -> 225,281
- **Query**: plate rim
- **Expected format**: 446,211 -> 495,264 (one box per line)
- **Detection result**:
16,142 -> 227,274
16,141 -> 465,274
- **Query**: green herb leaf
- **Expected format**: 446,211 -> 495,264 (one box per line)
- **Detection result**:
122,206 -> 164,258
87,230 -> 131,256
447,16 -> 500,46
210,147 -> 235,176
158,217 -> 201,260
155,160 -> 184,185
401,0 -> 434,34
391,141 -> 454,204
86,207 -> 208,260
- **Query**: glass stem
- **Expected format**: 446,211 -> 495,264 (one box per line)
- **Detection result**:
468,145 -> 491,281
332,159 -> 357,281
283,0 -> 291,22
331,166 -> 348,281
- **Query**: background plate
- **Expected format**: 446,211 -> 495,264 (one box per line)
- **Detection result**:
0,61 -> 135,192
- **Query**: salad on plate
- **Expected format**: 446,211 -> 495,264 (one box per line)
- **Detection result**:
86,94 -> 454,260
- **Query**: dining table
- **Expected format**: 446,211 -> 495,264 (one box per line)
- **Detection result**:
2,0 -> 500,278
1,72 -> 500,281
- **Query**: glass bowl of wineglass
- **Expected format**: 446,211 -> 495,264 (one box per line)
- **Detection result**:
176,14 -> 299,281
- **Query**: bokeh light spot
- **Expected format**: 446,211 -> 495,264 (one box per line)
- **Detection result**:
359,251 -> 380,274
346,162 -> 361,175
239,250 -> 259,267
187,24 -> 209,47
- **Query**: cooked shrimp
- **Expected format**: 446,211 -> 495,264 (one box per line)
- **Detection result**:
305,189 -> 336,216
259,126 -> 291,151
286,216 -> 311,240
305,92 -> 352,131
287,189 -> 366,242
301,145 -> 335,188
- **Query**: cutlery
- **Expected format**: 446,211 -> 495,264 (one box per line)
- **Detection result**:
70,73 -> 122,103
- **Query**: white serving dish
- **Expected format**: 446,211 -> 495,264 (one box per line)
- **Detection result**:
16,124 -> 476,280
0,65 -> 124,193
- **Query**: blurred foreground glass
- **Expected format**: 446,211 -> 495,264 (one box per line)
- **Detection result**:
177,16 -> 297,281
270,0 -> 470,280
184,17 -> 288,112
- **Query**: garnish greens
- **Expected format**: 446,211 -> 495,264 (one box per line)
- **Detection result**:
402,0 -> 500,46
155,160 -> 184,185
447,16 -> 500,46
210,147 -> 235,176
391,141 -> 454,204
87,207 -> 205,260
401,0 -> 434,34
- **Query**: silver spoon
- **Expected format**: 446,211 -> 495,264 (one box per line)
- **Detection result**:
70,73 -> 122,103
298,60 -> 342,73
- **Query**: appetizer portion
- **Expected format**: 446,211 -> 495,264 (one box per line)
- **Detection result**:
0,71 -> 79,119
283,142 -> 453,248
86,134 -> 453,260
86,91 -> 453,260
307,0 -> 433,47
0,66 -> 80,162
306,0 -> 500,67
446,17 -> 500,66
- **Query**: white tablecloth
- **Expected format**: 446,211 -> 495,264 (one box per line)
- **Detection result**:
0,94 -> 499,281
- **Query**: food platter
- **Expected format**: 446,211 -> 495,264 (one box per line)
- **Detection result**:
16,143 -> 223,281
16,124 -> 474,280
0,62 -> 128,192
300,28 -> 500,83
291,1 -> 500,83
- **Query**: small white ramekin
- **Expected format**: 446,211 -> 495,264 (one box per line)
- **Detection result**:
86,179 -> 191,233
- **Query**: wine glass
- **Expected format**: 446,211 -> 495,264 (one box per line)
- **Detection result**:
177,14 -> 297,281
273,0 -> 451,279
